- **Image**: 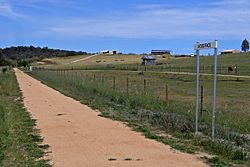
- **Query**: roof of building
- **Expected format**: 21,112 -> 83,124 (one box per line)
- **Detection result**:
151,50 -> 171,52
221,49 -> 240,52
142,56 -> 156,60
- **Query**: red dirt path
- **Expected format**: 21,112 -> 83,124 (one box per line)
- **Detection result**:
15,69 -> 207,167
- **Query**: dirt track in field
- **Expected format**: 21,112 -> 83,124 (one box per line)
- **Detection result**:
15,69 -> 207,167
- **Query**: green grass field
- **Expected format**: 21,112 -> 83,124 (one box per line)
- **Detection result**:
37,52 -> 250,76
29,52 -> 250,166
29,69 -> 250,166
0,70 -> 50,166
35,54 -> 173,69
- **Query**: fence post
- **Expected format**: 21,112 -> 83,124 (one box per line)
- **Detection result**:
203,64 -> 205,73
94,74 -> 96,82
220,64 -> 223,74
144,79 -> 146,92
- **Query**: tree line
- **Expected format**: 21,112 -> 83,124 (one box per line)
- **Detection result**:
1,46 -> 87,60
0,46 -> 88,66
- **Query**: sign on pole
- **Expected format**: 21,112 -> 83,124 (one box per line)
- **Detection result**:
194,40 -> 218,140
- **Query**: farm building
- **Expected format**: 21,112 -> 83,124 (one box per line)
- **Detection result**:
101,50 -> 117,55
142,56 -> 156,65
221,50 -> 241,54
151,50 -> 171,55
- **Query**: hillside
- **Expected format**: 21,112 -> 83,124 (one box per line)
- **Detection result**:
1,46 -> 87,61
37,52 -> 250,76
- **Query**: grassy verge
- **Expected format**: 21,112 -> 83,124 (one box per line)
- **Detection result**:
29,69 -> 249,167
0,70 -> 50,166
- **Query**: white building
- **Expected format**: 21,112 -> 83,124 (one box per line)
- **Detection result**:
221,49 -> 241,54
100,50 -> 117,55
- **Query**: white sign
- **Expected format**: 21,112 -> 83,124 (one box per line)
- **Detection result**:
195,41 -> 218,50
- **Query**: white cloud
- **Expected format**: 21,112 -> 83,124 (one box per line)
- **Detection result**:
136,4 -> 173,10
37,0 -> 250,40
0,3 -> 25,18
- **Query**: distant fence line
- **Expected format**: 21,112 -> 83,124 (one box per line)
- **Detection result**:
34,63 -> 245,76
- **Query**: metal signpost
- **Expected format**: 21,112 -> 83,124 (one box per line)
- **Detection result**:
194,40 -> 218,140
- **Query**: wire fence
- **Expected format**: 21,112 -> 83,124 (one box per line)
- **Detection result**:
29,68 -> 250,152
52,62 -> 250,76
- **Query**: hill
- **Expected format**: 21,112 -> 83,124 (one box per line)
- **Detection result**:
0,46 -> 88,61
37,52 -> 250,76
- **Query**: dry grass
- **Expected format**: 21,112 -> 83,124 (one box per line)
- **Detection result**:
36,54 -> 174,69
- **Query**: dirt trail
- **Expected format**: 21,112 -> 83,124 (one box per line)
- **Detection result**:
15,69 -> 207,167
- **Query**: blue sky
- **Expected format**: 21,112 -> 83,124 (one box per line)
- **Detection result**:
0,0 -> 249,54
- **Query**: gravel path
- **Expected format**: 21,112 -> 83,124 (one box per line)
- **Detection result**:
15,69 -> 207,167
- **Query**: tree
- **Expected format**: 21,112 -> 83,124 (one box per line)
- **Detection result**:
241,38 -> 249,52
17,60 -> 29,67
0,51 -> 7,66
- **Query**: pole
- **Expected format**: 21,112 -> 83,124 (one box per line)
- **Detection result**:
195,42 -> 200,134
200,85 -> 204,119
212,40 -> 218,140
144,79 -> 146,92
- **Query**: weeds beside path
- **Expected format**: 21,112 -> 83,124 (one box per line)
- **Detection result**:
0,69 -> 49,166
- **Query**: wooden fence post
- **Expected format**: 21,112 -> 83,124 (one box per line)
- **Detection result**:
144,79 -> 146,92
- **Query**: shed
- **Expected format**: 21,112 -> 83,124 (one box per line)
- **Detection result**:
142,56 -> 156,65
151,50 -> 171,55
221,50 -> 241,54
